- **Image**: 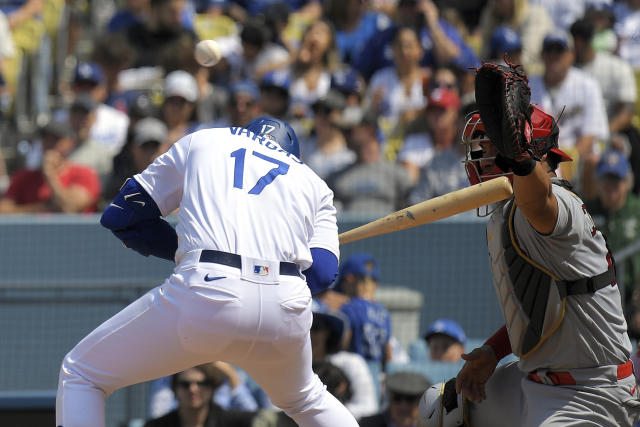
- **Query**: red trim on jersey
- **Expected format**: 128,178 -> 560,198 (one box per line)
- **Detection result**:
484,325 -> 512,361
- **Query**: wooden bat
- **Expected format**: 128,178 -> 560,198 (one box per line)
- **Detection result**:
339,176 -> 513,245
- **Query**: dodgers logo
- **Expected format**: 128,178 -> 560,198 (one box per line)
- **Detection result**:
254,265 -> 269,276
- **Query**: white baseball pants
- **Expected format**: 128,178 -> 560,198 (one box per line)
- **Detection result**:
56,251 -> 358,427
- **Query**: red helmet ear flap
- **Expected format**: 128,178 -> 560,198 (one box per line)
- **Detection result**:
465,161 -> 481,185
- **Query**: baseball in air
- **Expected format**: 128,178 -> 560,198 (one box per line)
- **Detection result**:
194,39 -> 222,67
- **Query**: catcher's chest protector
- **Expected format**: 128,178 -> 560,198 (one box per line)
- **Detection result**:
487,181 -> 617,358
487,198 -> 566,358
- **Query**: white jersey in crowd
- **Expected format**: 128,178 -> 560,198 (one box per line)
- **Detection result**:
615,3 -> 640,70
134,127 -> 339,269
529,67 -> 609,152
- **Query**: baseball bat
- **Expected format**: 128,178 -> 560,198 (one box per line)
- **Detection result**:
339,176 -> 513,245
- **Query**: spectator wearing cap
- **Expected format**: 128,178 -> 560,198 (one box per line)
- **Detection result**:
488,26 -> 523,66
50,62 -> 131,162
330,67 -> 366,129
300,89 -> 356,180
571,17 -> 637,135
334,253 -> 393,372
398,86 -> 464,187
424,318 -> 466,363
121,0 -> 197,68
529,29 -> 609,191
0,120 -> 101,213
326,113 -> 412,215
476,0 -> 553,72
159,70 -> 200,151
359,371 -> 431,427
310,299 -> 379,419
259,70 -> 291,119
67,94 -> 116,186
585,149 -> 640,337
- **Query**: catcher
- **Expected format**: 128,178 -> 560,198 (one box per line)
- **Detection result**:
418,62 -> 640,426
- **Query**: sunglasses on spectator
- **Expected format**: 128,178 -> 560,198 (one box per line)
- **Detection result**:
391,393 -> 421,404
176,380 -> 213,389
430,81 -> 457,90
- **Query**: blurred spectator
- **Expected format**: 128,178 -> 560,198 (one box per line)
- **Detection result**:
300,89 -> 355,179
570,17 -> 637,134
67,94 -> 115,184
212,79 -> 261,127
159,70 -> 200,151
488,25 -> 524,66
352,0 -> 480,81
92,33 -> 138,114
477,0 -> 554,72
585,150 -> 640,336
614,0 -> 640,71
424,318 -> 466,362
397,86 -> 461,184
358,371 -> 431,427
230,0 -> 322,21
336,253 -> 392,370
324,0 -> 392,64
259,70 -> 291,119
288,19 -> 340,118
365,26 -> 427,137
326,114 -> 412,214
310,299 -> 379,419
529,29 -> 609,188
329,67 -> 366,128
0,9 -> 14,66
530,0 -> 587,30
225,17 -> 291,83
144,363 -> 256,427
585,0 -> 617,53
0,0 -> 44,30
0,121 -> 100,213
102,92 -> 158,201
121,0 -> 198,68
130,117 -> 168,173
106,0 -> 151,33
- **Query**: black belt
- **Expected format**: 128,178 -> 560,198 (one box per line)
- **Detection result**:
199,250 -> 300,277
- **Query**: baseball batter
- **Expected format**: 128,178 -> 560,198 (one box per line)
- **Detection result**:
55,117 -> 359,427
419,102 -> 640,426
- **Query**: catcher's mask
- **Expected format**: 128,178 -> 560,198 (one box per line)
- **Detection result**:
462,105 -> 572,186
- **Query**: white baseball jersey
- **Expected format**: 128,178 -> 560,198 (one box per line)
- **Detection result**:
134,127 -> 339,270
56,126 -> 359,427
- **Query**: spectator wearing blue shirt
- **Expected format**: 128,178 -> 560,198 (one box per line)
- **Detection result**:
337,253 -> 392,370
106,0 -> 151,33
352,0 -> 480,80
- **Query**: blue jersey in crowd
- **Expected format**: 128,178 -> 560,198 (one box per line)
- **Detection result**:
341,297 -> 391,363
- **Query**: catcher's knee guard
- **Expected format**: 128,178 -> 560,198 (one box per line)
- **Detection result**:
418,378 -> 468,427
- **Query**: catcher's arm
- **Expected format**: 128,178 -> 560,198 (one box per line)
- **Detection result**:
512,159 -> 558,235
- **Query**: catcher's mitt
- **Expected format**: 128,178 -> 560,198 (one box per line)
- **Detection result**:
474,61 -> 533,161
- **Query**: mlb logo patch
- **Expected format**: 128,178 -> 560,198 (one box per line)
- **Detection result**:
254,265 -> 269,276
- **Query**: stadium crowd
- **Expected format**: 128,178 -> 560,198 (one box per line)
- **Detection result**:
3,0 -> 640,425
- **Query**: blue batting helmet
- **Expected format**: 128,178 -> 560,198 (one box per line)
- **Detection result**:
245,116 -> 300,158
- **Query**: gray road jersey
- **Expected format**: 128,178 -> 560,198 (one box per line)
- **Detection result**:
488,185 -> 631,372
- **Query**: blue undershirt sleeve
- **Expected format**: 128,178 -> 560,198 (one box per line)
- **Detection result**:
303,248 -> 339,294
100,178 -> 178,261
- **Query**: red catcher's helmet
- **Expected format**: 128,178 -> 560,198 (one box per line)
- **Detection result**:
462,105 -> 571,186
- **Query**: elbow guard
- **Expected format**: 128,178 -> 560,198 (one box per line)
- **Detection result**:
101,178 -> 162,231
303,248 -> 339,294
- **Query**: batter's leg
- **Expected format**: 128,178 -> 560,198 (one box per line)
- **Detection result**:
238,335 -> 359,427
56,281 -> 209,427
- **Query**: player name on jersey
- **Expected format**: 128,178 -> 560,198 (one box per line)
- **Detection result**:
229,127 -> 303,164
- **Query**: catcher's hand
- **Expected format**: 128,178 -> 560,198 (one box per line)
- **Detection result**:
474,61 -> 533,161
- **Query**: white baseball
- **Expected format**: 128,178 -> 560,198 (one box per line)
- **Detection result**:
194,39 -> 222,67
